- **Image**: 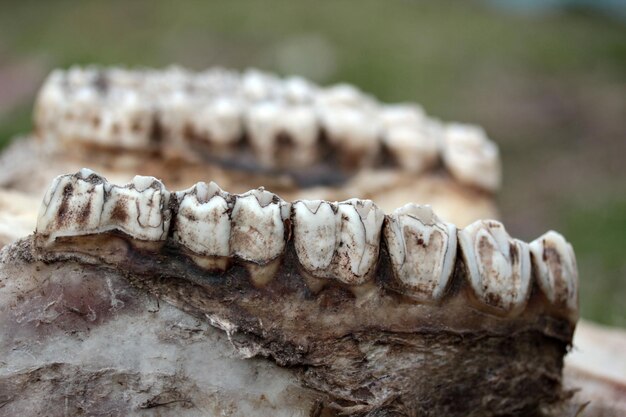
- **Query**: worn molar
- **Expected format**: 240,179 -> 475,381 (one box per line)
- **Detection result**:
293,198 -> 384,285
245,102 -> 318,168
191,97 -> 243,146
442,123 -> 501,191
384,204 -> 457,301
458,220 -> 531,313
530,231 -> 579,316
37,169 -> 171,246
36,168 -> 107,243
173,182 -> 232,263
229,188 -> 290,264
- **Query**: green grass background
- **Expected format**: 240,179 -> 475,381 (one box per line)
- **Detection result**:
1,0 -> 624,325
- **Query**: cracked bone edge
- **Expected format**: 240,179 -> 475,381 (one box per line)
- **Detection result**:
229,188 -> 290,264
37,168 -> 171,243
174,182 -> 231,257
442,123 -> 501,192
384,204 -> 457,301
458,220 -> 532,313
529,230 -> 579,314
293,198 -> 384,285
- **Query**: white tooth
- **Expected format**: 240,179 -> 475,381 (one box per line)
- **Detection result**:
292,200 -> 339,272
283,76 -> 316,103
458,220 -> 531,312
174,182 -> 231,257
242,69 -> 278,101
334,199 -> 385,284
382,125 -> 439,173
442,123 -> 501,192
102,175 -> 171,241
380,104 -> 426,128
316,84 -> 368,107
279,105 -> 319,166
230,189 -> 289,263
319,106 -> 380,164
245,102 -> 283,167
192,98 -> 243,145
384,204 -> 457,301
529,231 -> 578,312
36,170 -> 107,242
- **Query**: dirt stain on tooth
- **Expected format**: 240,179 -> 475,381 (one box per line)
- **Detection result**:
109,197 -> 129,223
55,183 -> 74,228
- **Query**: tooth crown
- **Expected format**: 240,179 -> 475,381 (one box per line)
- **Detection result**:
458,220 -> 531,312
35,66 -> 502,192
174,182 -> 231,257
37,169 -> 171,242
292,198 -> 384,285
529,231 -> 578,314
230,189 -> 290,264
384,204 -> 457,301
36,170 -> 579,320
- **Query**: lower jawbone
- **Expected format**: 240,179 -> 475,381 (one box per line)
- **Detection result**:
7,168 -> 578,416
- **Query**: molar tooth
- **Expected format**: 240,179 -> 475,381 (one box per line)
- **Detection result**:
442,123 -> 501,192
529,231 -> 578,313
292,200 -> 339,272
458,220 -> 531,313
384,204 -> 457,301
192,98 -> 243,146
230,189 -> 289,264
102,175 -> 171,241
245,102 -> 282,167
334,199 -> 385,284
174,182 -> 231,257
319,106 -> 380,167
382,125 -> 439,174
36,170 -> 107,242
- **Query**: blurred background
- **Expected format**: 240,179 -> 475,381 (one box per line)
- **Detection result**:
0,0 -> 624,326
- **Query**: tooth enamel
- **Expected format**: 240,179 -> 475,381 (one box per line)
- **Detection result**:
246,102 -> 283,167
101,175 -> 171,241
36,170 -> 107,242
380,104 -> 426,128
192,98 -> 243,145
529,231 -> 578,312
442,123 -> 501,191
382,125 -> 439,173
319,106 -> 380,164
292,200 -> 339,272
384,204 -> 457,301
230,189 -> 289,263
283,76 -> 316,104
458,220 -> 531,312
174,182 -> 231,257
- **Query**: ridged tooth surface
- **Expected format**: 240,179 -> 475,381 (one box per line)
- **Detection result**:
174,182 -> 231,257
292,200 -> 339,272
36,168 -> 106,241
101,175 -> 171,241
191,98 -> 242,145
458,220 -> 531,313
384,204 -> 457,301
293,199 -> 384,285
529,231 -> 578,313
442,123 -> 501,191
230,189 -> 290,264
37,169 -> 171,242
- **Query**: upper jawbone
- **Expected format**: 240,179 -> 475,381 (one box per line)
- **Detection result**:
30,168 -> 579,415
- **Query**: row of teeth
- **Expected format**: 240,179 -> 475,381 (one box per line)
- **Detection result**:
35,66 -> 501,192
37,169 -> 577,316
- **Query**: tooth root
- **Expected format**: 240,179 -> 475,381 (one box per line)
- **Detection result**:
174,182 -> 231,257
458,220 -> 531,313
36,170 -> 107,242
384,204 -> 457,301
101,175 -> 171,241
442,123 -> 501,192
292,200 -> 338,273
230,189 -> 289,264
529,231 -> 578,313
